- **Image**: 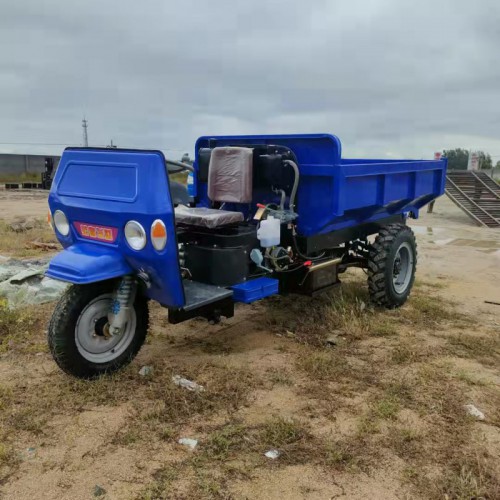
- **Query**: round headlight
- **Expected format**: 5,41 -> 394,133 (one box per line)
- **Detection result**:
53,210 -> 70,236
125,221 -> 146,250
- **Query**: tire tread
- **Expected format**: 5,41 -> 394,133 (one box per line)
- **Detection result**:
48,281 -> 148,379
367,223 -> 417,308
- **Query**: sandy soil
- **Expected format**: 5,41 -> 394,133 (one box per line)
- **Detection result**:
410,196 -> 500,317
0,193 -> 499,499
0,189 -> 49,221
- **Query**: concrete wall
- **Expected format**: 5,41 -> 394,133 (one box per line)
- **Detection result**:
0,154 -> 60,178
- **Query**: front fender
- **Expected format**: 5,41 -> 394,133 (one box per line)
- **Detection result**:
46,243 -> 133,284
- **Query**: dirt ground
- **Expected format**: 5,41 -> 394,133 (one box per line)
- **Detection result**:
0,191 -> 499,499
0,189 -> 48,221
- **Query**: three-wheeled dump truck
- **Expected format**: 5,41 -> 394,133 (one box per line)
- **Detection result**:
46,134 -> 447,378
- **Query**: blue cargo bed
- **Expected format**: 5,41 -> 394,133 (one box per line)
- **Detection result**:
194,134 -> 447,237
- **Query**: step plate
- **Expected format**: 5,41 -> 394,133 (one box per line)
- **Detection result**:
168,280 -> 234,325
182,280 -> 233,311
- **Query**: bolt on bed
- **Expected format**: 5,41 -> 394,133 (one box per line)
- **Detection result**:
46,133 -> 447,378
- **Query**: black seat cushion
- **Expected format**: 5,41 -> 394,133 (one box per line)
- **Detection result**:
175,205 -> 244,229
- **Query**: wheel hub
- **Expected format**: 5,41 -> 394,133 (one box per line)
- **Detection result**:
94,317 -> 110,338
75,294 -> 137,363
392,242 -> 414,294
393,258 -> 402,276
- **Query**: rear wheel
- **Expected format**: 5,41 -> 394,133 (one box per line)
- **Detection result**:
367,224 -> 417,308
48,281 -> 148,379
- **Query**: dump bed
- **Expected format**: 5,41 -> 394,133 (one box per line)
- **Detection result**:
195,134 -> 447,236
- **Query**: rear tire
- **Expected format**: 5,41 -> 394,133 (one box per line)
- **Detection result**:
367,224 -> 417,308
48,281 -> 148,379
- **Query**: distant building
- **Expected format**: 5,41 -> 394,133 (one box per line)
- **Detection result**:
0,153 -> 61,178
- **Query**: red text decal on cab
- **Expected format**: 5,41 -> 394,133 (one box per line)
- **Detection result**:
74,222 -> 118,243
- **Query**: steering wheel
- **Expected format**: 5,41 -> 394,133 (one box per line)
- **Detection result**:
165,159 -> 194,174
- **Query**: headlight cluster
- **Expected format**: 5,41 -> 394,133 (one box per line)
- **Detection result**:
48,211 -> 167,252
126,219 -> 167,251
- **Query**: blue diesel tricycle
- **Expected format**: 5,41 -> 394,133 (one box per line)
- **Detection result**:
46,134 -> 447,378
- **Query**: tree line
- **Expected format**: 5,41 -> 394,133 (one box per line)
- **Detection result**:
442,148 -> 499,170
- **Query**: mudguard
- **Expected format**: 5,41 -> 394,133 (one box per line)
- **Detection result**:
46,243 -> 133,284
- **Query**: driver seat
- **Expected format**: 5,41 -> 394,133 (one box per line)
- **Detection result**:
175,147 -> 253,229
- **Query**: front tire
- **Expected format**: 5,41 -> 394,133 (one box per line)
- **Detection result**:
367,224 -> 417,308
48,281 -> 149,379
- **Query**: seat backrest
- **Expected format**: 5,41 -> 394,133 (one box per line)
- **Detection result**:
208,147 -> 253,203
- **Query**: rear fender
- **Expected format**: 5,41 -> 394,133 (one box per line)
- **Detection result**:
46,244 -> 133,284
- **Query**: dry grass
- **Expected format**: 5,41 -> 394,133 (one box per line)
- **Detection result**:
0,270 -> 499,498
405,450 -> 500,500
181,336 -> 234,355
260,416 -> 309,448
264,277 -> 499,498
296,349 -> 348,380
371,396 -> 401,420
266,367 -> 293,386
199,423 -> 249,462
446,332 -> 500,366
454,370 -> 489,387
134,409 -> 385,498
142,363 -> 258,421
1,370 -> 140,436
0,301 -> 51,354
0,173 -> 41,183
265,280 -> 375,346
255,416 -> 377,472
294,344 -> 379,407
135,417 -> 313,499
111,362 -> 260,449
265,276 -> 468,347
0,386 -> 20,482
0,219 -> 59,258
136,466 -> 180,500
380,364 -> 500,498
414,277 -> 447,290
386,426 -> 423,460
389,336 -> 442,365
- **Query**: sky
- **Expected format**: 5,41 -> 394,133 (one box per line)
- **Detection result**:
1,0 -> 500,160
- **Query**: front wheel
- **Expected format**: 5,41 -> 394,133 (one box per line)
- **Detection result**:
367,224 -> 417,308
48,281 -> 149,379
